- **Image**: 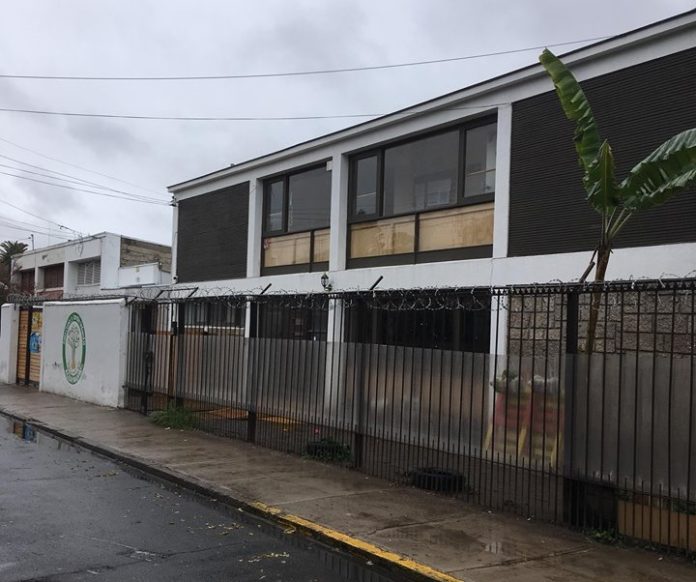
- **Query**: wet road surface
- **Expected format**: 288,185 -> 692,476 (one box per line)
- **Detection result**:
0,418 -> 398,582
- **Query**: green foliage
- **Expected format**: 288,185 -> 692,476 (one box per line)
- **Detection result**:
0,240 -> 28,265
620,128 -> 696,211
151,404 -> 197,430
539,50 -> 696,274
539,49 -> 602,186
304,438 -> 351,462
589,528 -> 619,545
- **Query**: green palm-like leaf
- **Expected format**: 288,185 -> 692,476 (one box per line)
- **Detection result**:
620,128 -> 696,211
586,140 -> 618,217
539,50 -> 605,197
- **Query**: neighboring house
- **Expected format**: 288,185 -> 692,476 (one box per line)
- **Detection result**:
168,11 -> 696,338
12,232 -> 172,299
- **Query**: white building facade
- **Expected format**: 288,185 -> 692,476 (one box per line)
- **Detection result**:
12,232 -> 171,299
168,12 -> 696,298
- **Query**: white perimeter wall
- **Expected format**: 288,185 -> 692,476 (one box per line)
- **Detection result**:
0,304 -> 20,384
40,299 -> 128,407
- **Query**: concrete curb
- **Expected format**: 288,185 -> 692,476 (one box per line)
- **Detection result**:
1,407 -> 468,582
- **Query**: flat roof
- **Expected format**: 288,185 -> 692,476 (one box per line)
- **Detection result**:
14,232 -> 171,260
169,8 -> 696,193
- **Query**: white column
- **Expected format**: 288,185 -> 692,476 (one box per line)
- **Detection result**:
247,179 -> 263,278
0,304 -> 20,383
328,151 -> 349,273
170,201 -> 179,282
492,103 -> 512,259
489,103 -> 513,358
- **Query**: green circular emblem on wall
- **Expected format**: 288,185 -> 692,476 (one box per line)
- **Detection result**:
62,312 -> 86,385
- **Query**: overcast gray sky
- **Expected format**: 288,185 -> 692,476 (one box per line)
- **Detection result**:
0,0 -> 693,248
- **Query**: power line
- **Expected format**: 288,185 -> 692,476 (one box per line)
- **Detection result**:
0,198 -> 81,234
0,102 -> 507,122
0,216 -> 73,240
0,169 -> 170,205
0,36 -> 609,81
0,159 -> 167,203
0,106 -> 384,121
0,136 -> 165,197
0,152 -> 170,201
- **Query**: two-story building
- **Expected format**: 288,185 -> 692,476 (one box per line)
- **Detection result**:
168,10 -> 696,343
13,232 -> 172,299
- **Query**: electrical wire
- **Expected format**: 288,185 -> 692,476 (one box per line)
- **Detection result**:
0,218 -> 73,240
0,169 -> 169,205
0,160 -> 167,203
0,136 -> 165,197
0,198 -> 81,234
0,152 -> 169,201
0,102 -> 508,122
0,36 -> 609,81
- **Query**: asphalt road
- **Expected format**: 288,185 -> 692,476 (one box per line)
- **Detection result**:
0,418 -> 397,582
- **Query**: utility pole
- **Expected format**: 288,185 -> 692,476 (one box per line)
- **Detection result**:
29,234 -> 34,250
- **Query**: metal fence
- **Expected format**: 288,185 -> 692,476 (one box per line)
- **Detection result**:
124,279 -> 696,556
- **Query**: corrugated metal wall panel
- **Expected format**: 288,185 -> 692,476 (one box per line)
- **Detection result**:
509,47 -> 696,257
176,182 -> 250,282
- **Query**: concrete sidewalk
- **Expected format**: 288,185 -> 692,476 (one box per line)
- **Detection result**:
0,383 -> 692,581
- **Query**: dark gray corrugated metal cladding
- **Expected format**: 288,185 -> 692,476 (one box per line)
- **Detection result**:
176,182 -> 250,282
509,47 -> 696,257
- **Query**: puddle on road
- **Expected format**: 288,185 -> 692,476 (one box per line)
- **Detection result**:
2,415 -> 403,582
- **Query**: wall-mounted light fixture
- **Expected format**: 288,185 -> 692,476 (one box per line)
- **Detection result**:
320,272 -> 332,292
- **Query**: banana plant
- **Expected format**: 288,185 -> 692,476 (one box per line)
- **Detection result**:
539,49 -> 696,351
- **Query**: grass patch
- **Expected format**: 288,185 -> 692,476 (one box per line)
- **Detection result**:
589,528 -> 619,545
304,438 -> 352,463
151,405 -> 197,430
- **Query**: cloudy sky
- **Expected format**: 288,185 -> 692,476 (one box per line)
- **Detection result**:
0,0 -> 692,248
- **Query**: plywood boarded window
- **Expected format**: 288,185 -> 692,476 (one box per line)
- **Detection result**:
418,203 -> 494,252
350,216 -> 415,259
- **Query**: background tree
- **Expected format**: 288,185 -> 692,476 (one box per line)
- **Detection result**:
0,240 -> 28,267
539,49 -> 696,350
0,240 -> 28,287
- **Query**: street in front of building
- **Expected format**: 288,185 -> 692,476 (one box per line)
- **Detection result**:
0,418 -> 395,582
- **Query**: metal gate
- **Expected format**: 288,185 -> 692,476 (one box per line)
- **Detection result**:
17,306 -> 42,385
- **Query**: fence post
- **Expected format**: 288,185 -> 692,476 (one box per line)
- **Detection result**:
563,290 -> 579,524
246,301 -> 258,443
171,302 -> 185,409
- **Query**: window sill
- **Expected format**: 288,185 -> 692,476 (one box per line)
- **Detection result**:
347,245 -> 493,269
261,261 -> 329,276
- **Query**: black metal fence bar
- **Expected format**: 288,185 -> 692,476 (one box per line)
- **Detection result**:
123,279 -> 696,557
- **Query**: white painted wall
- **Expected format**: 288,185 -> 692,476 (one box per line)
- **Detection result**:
0,304 -> 20,384
118,263 -> 170,287
39,299 -> 128,407
168,241 -> 696,297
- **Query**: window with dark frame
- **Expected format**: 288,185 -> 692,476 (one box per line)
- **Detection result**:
42,264 -> 64,289
348,118 -> 497,268
256,301 -> 328,342
20,270 -> 35,293
262,163 -> 332,274
347,293 -> 491,353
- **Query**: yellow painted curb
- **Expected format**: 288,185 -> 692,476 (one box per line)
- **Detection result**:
251,501 -> 467,582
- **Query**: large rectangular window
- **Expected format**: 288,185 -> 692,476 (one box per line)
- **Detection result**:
77,260 -> 101,286
256,301 -> 328,341
348,118 -> 496,268
347,293 -> 491,353
262,163 -> 331,274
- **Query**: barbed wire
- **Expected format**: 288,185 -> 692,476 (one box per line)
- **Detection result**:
6,275 -> 696,313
